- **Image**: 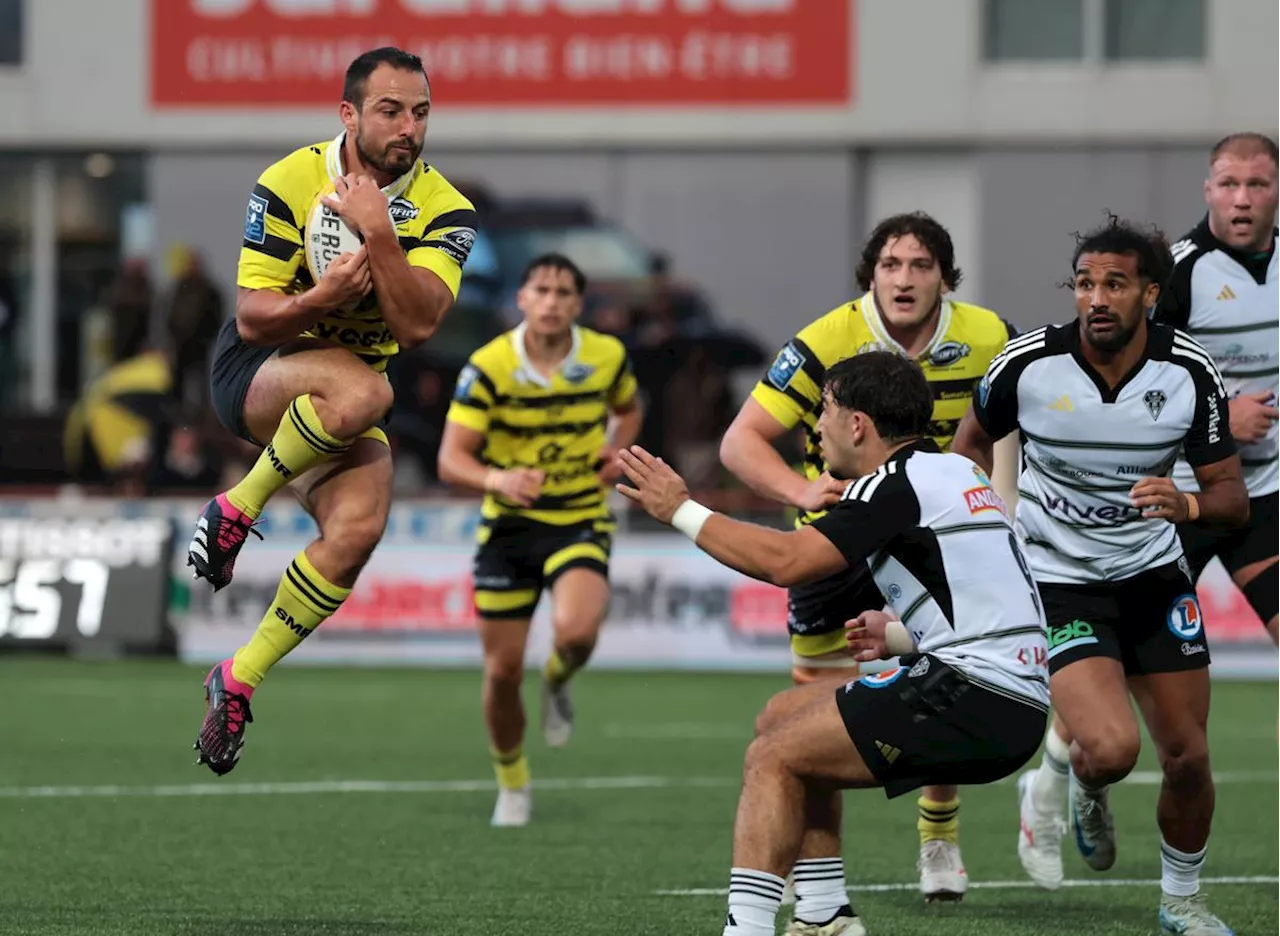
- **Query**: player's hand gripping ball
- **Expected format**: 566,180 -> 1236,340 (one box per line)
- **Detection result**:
304,181 -> 365,309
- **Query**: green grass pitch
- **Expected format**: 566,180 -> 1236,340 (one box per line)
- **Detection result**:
0,660 -> 1275,935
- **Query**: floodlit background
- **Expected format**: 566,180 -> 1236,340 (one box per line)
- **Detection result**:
0,2 -> 1275,934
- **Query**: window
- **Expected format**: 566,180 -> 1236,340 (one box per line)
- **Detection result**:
1105,0 -> 1205,61
983,0 -> 1206,63
0,0 -> 21,65
984,0 -> 1085,61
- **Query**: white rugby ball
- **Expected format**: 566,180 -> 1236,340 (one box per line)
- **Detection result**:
303,183 -> 364,292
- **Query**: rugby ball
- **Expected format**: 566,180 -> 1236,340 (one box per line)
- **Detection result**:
303,183 -> 364,291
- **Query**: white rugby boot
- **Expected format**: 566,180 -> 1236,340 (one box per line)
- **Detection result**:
1159,891 -> 1235,935
541,678 -> 574,749
1017,769 -> 1066,890
490,785 -> 532,827
1068,770 -> 1117,871
784,906 -> 867,936
918,840 -> 967,902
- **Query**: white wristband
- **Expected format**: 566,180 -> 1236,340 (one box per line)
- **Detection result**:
883,620 -> 915,656
671,500 -> 714,541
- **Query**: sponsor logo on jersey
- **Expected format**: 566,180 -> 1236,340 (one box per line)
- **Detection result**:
1206,394 -> 1222,444
1143,389 -> 1167,421
437,227 -> 477,264
977,375 -> 991,407
1221,344 -> 1271,368
766,343 -> 805,391
857,667 -> 904,688
1048,394 -> 1074,412
1216,284 -> 1237,301
907,656 -> 930,678
454,364 -> 479,400
928,341 -> 971,367
964,486 -> 1006,516
244,194 -> 267,245
563,362 -> 595,384
1042,495 -> 1142,524
388,196 -> 420,224
1180,641 -> 1207,656
1117,464 -> 1158,475
885,583 -> 903,602
874,739 -> 902,764
1167,593 -> 1203,640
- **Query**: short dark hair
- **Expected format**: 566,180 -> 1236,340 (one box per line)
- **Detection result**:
855,212 -> 963,293
1210,132 -> 1278,167
522,253 -> 586,295
823,351 -> 933,443
343,47 -> 429,108
1068,212 -> 1173,288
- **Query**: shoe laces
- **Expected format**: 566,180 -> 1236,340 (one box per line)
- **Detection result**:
216,514 -> 263,551
918,840 -> 959,871
218,691 -> 254,738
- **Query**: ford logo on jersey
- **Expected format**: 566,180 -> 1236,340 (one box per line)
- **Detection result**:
857,667 -> 905,689
1167,593 -> 1204,640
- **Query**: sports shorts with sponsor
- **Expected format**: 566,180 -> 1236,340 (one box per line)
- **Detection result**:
835,653 -> 1046,799
1038,560 -> 1210,676
472,515 -> 612,621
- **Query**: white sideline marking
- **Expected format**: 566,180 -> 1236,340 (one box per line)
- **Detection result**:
0,774 -> 736,800
655,875 -> 1279,897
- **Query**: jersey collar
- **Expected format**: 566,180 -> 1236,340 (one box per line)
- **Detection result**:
325,132 -> 417,201
860,291 -> 953,362
510,322 -> 582,389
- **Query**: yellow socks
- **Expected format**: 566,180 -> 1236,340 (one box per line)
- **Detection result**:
918,795 -> 961,846
230,550 -> 351,688
226,394 -> 349,518
492,745 -> 530,790
543,648 -> 583,689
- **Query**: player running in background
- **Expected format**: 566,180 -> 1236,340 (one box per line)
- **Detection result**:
621,352 -> 1049,936
954,216 -> 1248,935
719,212 -> 1015,912
189,47 -> 477,775
438,253 -> 643,827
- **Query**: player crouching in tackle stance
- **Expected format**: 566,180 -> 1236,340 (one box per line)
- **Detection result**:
620,352 -> 1050,936
953,216 -> 1248,935
188,47 -> 476,774
438,253 -> 643,827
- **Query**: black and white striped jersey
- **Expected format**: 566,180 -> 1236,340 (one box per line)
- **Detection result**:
811,440 -> 1049,711
1155,219 -> 1278,497
973,321 -> 1236,584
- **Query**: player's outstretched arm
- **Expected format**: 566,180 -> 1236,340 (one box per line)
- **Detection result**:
720,399 -> 844,512
951,404 -> 1001,476
617,445 -> 847,588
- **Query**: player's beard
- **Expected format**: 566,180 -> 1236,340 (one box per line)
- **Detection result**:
1084,313 -> 1139,353
355,129 -> 420,177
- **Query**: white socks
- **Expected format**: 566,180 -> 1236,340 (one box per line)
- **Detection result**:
723,868 -> 785,935
793,857 -> 848,924
1161,839 -> 1207,898
1033,725 -> 1070,813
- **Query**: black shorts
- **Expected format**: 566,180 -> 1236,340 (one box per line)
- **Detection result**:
210,317 -> 278,445
835,654 -> 1047,799
1178,492 -> 1278,580
1039,561 -> 1210,677
473,515 -> 613,620
787,564 -> 884,658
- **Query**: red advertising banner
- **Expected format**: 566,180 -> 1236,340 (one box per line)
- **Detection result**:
150,0 -> 853,108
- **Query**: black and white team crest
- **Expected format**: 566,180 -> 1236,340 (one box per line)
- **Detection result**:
1144,389 -> 1168,421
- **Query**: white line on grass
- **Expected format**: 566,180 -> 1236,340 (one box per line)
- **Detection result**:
655,875 -> 1279,897
0,774 -> 737,800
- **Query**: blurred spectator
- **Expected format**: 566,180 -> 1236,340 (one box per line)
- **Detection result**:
0,240 -> 17,407
149,423 -> 224,492
662,345 -> 734,491
63,348 -> 174,492
105,258 -> 153,362
164,245 -> 225,416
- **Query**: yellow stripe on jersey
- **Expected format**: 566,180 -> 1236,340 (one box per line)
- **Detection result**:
752,294 -> 1014,527
236,138 -> 476,365
446,326 -> 636,528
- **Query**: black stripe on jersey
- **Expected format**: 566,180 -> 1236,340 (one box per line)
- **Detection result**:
1222,366 -> 1279,379
781,384 -> 815,411
454,396 -> 490,411
470,367 -> 499,402
926,418 -> 960,439
497,389 -> 607,409
500,486 -> 604,510
1242,455 -> 1279,468
607,355 -> 631,395
251,183 -> 299,230
803,450 -> 826,472
928,377 -> 982,399
489,418 -> 604,438
1021,426 -> 1183,451
1191,321 -> 1278,336
789,337 -> 828,389
398,235 -> 425,252
425,208 -> 479,233
245,233 -> 300,263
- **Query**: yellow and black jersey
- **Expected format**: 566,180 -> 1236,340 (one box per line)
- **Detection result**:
446,324 -> 638,528
752,292 -> 1014,527
237,132 -> 476,369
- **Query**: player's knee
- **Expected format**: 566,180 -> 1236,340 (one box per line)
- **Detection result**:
754,691 -> 796,738
742,734 -> 783,778
321,377 -> 394,440
551,612 -> 601,652
1084,730 -> 1141,781
1157,736 -> 1211,792
483,650 -> 524,690
323,511 -> 386,573
1240,561 -> 1278,624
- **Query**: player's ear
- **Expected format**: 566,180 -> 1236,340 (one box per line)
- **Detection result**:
1143,280 -> 1161,312
339,99 -> 359,132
